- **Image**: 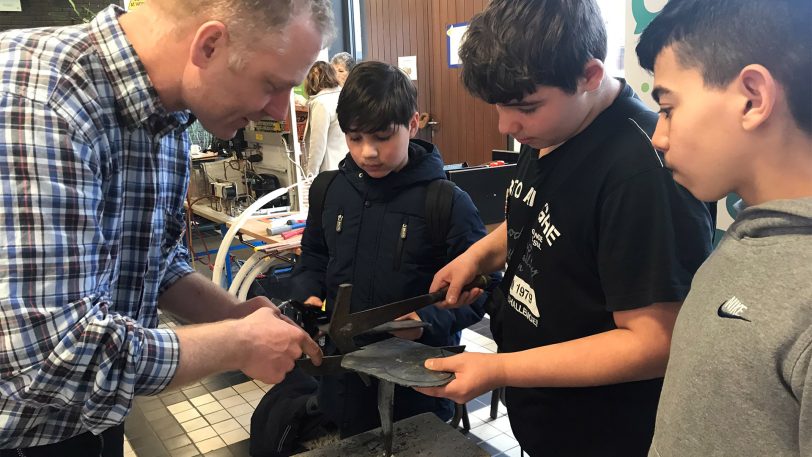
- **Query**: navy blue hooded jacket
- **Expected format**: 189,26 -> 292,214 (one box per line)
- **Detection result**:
290,139 -> 490,435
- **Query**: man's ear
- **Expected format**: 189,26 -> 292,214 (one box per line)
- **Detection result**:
580,59 -> 606,93
408,111 -> 420,138
737,64 -> 777,132
189,21 -> 229,68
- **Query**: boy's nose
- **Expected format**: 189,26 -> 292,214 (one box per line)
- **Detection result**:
497,111 -> 521,137
361,141 -> 378,158
651,118 -> 670,152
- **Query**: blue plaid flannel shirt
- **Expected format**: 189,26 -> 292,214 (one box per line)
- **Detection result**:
0,6 -> 195,447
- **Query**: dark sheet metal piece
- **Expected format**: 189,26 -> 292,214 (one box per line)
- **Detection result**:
340,338 -> 456,388
378,380 -> 395,457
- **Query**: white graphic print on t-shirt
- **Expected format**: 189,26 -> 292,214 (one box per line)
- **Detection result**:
507,194 -> 563,327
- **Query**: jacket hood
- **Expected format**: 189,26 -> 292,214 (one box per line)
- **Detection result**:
726,197 -> 812,240
339,139 -> 446,201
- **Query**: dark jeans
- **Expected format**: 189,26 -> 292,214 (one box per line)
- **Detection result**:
1,424 -> 124,457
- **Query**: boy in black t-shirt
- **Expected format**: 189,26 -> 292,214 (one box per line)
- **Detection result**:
416,1 -> 714,456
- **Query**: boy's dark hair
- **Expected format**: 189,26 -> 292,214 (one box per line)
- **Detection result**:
636,0 -> 812,134
337,61 -> 418,133
459,0 -> 607,103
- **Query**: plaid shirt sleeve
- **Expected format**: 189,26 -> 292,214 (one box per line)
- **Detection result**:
160,238 -> 196,294
0,91 -> 180,434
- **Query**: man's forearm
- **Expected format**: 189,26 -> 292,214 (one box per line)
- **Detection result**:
159,272 -> 240,323
167,319 -> 245,388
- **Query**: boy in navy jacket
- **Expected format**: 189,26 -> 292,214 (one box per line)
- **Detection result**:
290,61 -> 492,437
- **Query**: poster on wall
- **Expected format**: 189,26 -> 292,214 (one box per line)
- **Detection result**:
625,0 -> 737,237
624,0 -> 668,110
446,22 -> 468,68
398,56 -> 418,80
0,0 -> 21,12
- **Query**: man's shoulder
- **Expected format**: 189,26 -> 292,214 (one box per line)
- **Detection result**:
0,25 -> 98,103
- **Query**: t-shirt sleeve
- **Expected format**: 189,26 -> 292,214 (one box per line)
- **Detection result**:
598,167 -> 713,311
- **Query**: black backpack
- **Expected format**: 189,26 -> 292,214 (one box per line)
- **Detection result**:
249,368 -> 325,457
307,170 -> 457,249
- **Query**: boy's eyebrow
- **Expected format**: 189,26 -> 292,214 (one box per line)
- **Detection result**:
651,86 -> 672,104
500,99 -> 542,108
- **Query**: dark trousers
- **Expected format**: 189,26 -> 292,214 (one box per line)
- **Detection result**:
1,424 -> 124,457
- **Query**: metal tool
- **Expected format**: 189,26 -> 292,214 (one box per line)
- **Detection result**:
295,274 -> 489,374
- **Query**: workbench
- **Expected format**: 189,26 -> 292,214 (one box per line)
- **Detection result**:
293,413 -> 489,457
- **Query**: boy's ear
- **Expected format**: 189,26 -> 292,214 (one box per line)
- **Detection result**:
190,21 -> 229,69
737,64 -> 777,132
580,59 -> 605,93
407,112 -> 420,138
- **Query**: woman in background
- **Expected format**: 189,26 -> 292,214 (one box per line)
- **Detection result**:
330,52 -> 355,86
303,61 -> 345,177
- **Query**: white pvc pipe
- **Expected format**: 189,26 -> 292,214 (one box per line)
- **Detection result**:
238,256 -> 273,301
227,251 -> 265,295
211,185 -> 294,288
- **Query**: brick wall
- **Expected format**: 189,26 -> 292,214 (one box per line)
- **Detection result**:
0,0 -> 111,32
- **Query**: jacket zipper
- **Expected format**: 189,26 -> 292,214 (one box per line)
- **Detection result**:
335,211 -> 344,233
17,449 -> 25,457
393,221 -> 408,271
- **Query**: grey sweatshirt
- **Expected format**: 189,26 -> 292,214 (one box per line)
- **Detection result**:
650,198 -> 812,457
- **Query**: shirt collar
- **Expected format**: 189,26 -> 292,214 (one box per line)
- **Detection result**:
89,5 -> 191,134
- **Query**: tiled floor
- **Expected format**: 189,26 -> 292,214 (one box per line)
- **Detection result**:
122,230 -> 522,456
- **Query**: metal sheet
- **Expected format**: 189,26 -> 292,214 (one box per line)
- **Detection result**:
340,338 -> 456,387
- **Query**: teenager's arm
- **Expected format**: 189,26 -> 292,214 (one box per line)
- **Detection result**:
418,301 -> 680,403
430,221 -> 508,307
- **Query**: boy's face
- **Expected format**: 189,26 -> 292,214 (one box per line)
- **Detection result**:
346,112 -> 420,178
650,47 -> 748,202
495,84 -> 595,151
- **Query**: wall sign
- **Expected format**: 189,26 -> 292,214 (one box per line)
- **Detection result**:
398,55 -> 418,80
0,0 -> 21,12
446,22 -> 468,68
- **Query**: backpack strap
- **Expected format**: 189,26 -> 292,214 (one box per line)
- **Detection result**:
307,170 -> 339,230
425,179 -> 456,248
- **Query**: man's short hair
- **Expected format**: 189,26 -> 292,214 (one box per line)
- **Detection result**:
459,0 -> 607,103
166,0 -> 335,47
337,61 -> 418,133
636,0 -> 811,134
330,52 -> 356,71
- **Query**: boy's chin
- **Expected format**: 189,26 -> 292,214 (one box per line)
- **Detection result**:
362,166 -> 392,178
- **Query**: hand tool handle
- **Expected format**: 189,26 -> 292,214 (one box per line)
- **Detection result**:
425,274 -> 490,304
334,275 -> 491,339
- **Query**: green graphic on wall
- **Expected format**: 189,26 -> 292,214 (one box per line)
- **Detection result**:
631,0 -> 662,33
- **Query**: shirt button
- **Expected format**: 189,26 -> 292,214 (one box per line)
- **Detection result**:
365,201 -> 371,208
358,172 -> 364,178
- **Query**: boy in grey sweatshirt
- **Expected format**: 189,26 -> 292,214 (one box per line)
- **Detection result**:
635,0 -> 812,456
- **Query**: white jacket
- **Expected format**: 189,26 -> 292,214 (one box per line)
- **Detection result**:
304,87 -> 346,177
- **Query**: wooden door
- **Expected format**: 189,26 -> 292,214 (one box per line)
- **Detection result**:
363,0 -> 506,166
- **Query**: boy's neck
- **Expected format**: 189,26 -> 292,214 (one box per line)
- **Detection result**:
539,76 -> 622,158
738,131 -> 812,206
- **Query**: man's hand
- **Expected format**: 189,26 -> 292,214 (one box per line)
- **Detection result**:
390,311 -> 423,340
236,307 -> 323,384
430,254 -> 483,309
415,352 -> 505,404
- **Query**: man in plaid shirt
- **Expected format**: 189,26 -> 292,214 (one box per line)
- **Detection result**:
0,1 -> 331,455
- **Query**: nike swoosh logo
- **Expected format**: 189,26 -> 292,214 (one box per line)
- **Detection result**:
717,296 -> 751,322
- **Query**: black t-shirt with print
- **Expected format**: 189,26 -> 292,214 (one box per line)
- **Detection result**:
500,82 -> 714,457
